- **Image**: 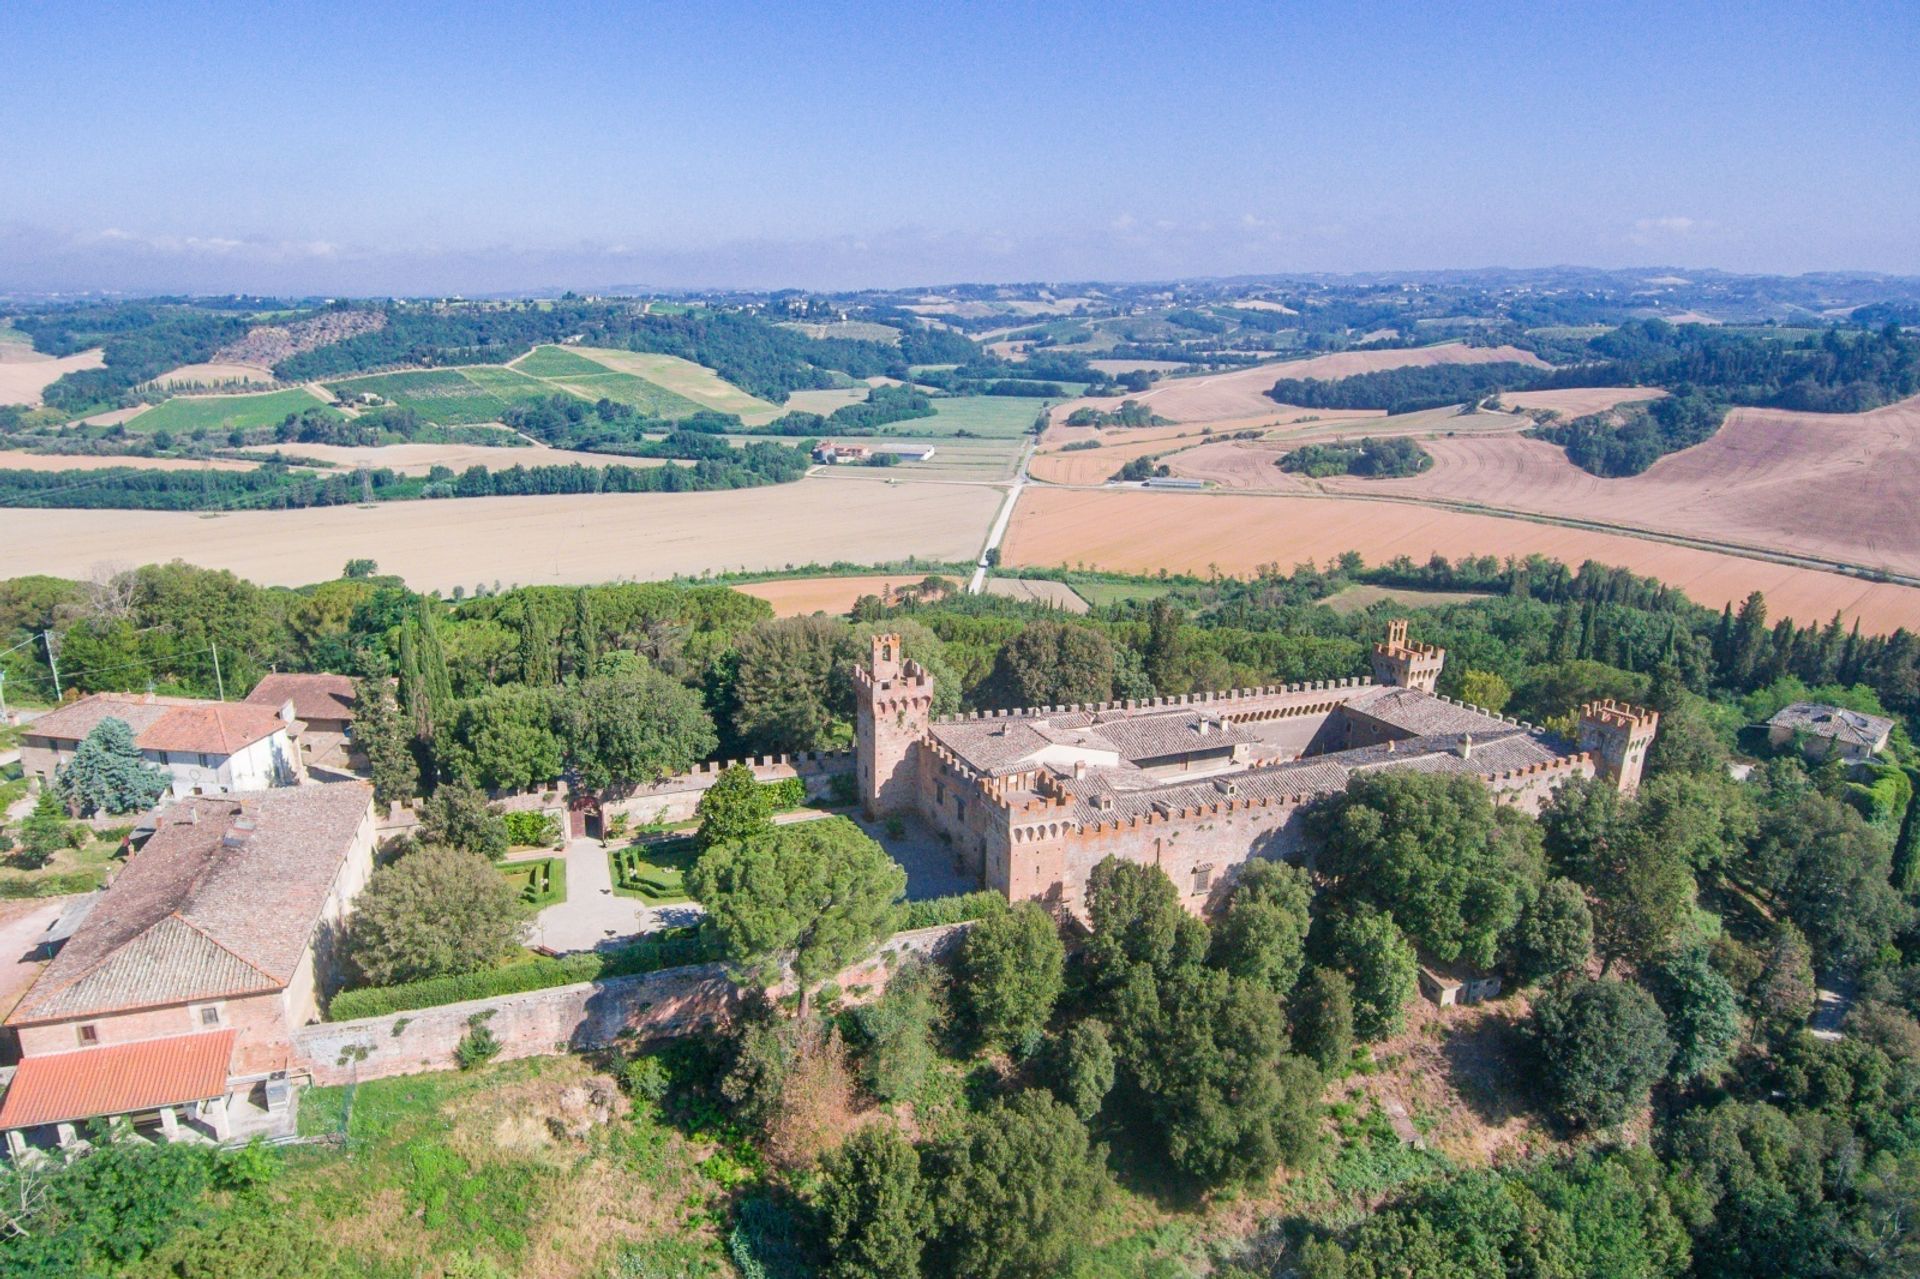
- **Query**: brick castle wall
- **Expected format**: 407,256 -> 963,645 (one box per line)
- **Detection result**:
294,923 -> 970,1085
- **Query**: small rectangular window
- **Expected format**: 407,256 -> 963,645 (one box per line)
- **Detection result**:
77,1024 -> 98,1044
1192,866 -> 1212,895
199,1006 -> 221,1026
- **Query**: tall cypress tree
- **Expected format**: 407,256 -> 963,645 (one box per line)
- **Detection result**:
416,600 -> 454,718
397,619 -> 430,740
570,589 -> 599,682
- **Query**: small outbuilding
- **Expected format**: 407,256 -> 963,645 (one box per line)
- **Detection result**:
1765,702 -> 1894,763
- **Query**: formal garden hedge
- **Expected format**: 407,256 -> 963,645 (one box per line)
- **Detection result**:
326,925 -> 716,1021
611,837 -> 697,902
497,855 -> 565,907
899,889 -> 1007,930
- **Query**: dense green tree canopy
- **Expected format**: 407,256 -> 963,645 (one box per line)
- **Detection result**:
345,844 -> 525,986
1529,976 -> 1673,1131
925,1090 -> 1110,1279
1314,772 -> 1543,970
54,716 -> 170,816
689,816 -> 904,997
694,763 -> 775,854
955,901 -> 1065,1052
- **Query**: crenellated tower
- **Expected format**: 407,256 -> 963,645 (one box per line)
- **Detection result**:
1578,699 -> 1660,796
854,633 -> 934,819
1371,619 -> 1446,692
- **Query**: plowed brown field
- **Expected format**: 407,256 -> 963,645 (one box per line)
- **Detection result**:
1499,387 -> 1665,417
1002,488 -> 1920,632
1323,394 -> 1920,578
0,478 -> 1001,593
0,347 -> 103,407
737,575 -> 934,615
1053,343 -> 1546,427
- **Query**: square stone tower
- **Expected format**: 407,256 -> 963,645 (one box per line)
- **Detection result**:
1578,699 -> 1660,796
1371,619 -> 1446,692
854,633 -> 933,819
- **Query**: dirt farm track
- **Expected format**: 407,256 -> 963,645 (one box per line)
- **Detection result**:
1001,488 -> 1920,633
0,478 -> 1001,593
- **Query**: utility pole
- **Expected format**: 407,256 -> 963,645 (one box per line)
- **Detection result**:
43,630 -> 60,698
211,640 -> 226,702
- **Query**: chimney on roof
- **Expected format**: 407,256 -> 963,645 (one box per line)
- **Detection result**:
1459,733 -> 1474,761
1072,760 -> 1087,779
221,814 -> 257,850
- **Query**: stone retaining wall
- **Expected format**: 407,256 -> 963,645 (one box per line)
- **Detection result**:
294,922 -> 969,1085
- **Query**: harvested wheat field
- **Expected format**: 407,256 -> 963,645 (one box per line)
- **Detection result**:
283,441 -> 670,475
783,386 -> 873,416
0,451 -> 256,473
1324,395 -> 1920,578
736,575 -> 940,616
1052,343 -> 1547,428
1160,442 -> 1312,491
1499,387 -> 1665,417
152,361 -> 277,388
984,576 -> 1088,611
1030,433 -> 1218,485
0,347 -> 103,407
0,477 -> 1002,593
1002,488 -> 1920,632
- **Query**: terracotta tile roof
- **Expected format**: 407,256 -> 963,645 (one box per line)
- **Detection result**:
9,783 -> 374,1024
0,1030 -> 235,1128
28,693 -> 290,756
1054,729 -> 1564,826
1766,701 -> 1895,748
245,672 -> 356,723
930,708 -> 1254,776
1342,686 -> 1518,737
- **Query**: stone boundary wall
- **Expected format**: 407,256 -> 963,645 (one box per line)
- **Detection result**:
293,922 -> 968,1085
600,750 -> 855,826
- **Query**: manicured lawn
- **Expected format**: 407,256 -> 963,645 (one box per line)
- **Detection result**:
126,387 -> 339,435
609,836 -> 697,903
497,855 -> 566,908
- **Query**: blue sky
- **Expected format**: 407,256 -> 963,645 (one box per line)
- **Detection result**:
2,0 -> 1916,293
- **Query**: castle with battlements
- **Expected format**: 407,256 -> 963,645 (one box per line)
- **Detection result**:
854,622 -> 1657,916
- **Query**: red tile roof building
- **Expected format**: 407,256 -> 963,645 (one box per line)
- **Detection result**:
1,783 -> 376,1150
21,692 -> 307,799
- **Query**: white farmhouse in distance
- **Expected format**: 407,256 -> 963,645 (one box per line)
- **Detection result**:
21,692 -> 308,798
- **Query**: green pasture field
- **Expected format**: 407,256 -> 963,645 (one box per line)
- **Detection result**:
818,434 -> 1024,482
921,395 -> 1053,438
125,387 -> 339,435
510,344 -> 612,378
327,367 -> 552,425
1068,579 -> 1182,607
544,371 -> 704,417
1320,583 -> 1497,616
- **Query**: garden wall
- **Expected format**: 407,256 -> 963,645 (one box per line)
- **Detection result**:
599,750 -> 855,826
293,922 -> 969,1085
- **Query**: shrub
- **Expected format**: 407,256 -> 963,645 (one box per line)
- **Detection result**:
622,1055 -> 672,1102
763,776 -> 807,810
326,926 -> 714,1020
502,810 -> 560,847
828,772 -> 859,808
454,1012 -> 501,1069
900,891 -> 1007,930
